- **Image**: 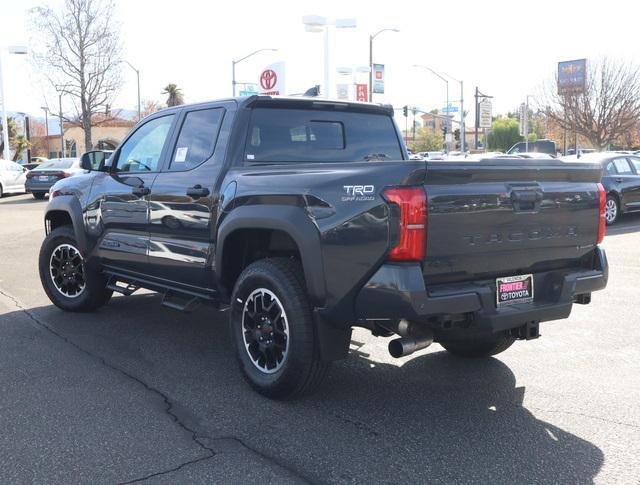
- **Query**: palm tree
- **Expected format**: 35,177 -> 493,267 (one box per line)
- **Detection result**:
162,84 -> 184,107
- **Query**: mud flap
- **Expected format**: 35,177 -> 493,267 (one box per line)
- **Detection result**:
313,311 -> 352,361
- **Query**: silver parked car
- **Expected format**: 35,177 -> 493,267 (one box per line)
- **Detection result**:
25,158 -> 82,199
0,159 -> 27,198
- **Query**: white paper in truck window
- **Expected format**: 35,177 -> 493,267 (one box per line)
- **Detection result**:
175,147 -> 188,163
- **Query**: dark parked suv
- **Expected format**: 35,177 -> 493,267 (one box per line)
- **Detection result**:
38,96 -> 608,398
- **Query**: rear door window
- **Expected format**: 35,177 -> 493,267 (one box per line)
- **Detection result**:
627,157 -> 640,174
169,108 -> 224,171
613,157 -> 633,174
244,107 -> 403,163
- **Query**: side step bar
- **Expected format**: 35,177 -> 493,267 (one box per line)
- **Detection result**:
106,276 -> 140,296
161,291 -> 200,313
103,270 -> 219,313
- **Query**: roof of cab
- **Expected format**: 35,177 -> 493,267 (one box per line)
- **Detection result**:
151,95 -> 394,117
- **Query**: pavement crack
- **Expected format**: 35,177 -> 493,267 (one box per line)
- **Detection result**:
117,455 -> 214,484
207,436 -> 319,484
0,288 -> 217,480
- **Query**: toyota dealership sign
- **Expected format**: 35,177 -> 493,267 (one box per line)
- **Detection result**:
259,62 -> 286,96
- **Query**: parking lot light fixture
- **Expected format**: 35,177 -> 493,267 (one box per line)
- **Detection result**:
0,45 -> 29,160
369,28 -> 399,101
232,48 -> 278,96
303,16 -> 357,99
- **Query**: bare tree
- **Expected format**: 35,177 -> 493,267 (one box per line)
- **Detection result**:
141,99 -> 164,118
542,58 -> 640,150
30,0 -> 122,151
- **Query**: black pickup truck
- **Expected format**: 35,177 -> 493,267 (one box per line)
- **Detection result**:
39,96 -> 608,399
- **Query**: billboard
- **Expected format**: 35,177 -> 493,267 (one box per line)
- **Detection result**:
373,64 -> 385,94
558,59 -> 587,94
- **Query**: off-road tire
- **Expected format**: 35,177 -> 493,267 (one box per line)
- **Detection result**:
230,257 -> 329,399
39,226 -> 112,312
440,333 -> 516,358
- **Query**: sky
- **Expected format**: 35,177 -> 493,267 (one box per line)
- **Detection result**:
1,0 -> 639,130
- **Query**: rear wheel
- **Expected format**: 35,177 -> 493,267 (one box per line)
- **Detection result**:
605,195 -> 619,225
33,192 -> 46,200
39,226 -> 112,312
0,184 -> 3,198
229,258 -> 329,399
440,333 -> 515,358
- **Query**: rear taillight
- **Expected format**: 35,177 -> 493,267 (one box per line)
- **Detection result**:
26,172 -> 34,179
383,187 -> 427,261
597,183 -> 606,245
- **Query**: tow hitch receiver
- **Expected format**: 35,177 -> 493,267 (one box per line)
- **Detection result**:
512,321 -> 540,340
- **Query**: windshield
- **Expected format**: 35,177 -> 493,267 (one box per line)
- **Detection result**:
38,159 -> 76,169
245,107 -> 404,163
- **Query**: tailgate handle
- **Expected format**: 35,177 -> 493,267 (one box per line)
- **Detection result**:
511,189 -> 543,212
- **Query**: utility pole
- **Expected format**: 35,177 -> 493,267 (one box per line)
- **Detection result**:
474,88 -> 493,150
474,87 -> 479,150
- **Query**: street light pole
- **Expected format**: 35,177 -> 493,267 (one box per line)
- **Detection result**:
41,106 -> 50,158
122,60 -> 141,121
369,28 -> 399,102
58,92 -> 64,157
412,64 -> 449,152
231,48 -> 278,96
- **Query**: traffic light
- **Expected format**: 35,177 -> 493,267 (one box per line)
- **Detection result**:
403,105 -> 408,117
442,126 -> 448,136
454,128 -> 460,141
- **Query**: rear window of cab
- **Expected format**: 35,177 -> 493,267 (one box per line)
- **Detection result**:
244,107 -> 404,163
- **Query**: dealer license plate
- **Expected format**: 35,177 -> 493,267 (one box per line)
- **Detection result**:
38,176 -> 49,182
496,274 -> 534,307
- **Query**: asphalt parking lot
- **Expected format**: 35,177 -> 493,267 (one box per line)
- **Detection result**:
0,193 -> 639,484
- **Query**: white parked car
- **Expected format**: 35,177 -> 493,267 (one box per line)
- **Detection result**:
0,159 -> 27,198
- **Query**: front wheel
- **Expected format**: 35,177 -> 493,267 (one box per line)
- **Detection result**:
229,258 -> 329,399
605,195 -> 619,225
39,226 -> 112,312
440,333 -> 515,358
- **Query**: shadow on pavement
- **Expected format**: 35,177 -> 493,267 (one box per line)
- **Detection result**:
0,194 -> 47,205
607,212 -> 640,235
7,294 -> 604,484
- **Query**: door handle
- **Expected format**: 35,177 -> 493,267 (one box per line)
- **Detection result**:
131,186 -> 150,197
615,178 -> 624,183
186,185 -> 210,198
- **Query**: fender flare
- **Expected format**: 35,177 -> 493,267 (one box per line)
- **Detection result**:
216,204 -> 326,306
44,195 -> 88,255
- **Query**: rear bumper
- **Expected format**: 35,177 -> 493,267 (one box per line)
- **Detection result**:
354,247 -> 608,334
25,181 -> 54,193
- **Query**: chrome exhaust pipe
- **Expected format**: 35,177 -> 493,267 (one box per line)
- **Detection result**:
388,335 -> 433,358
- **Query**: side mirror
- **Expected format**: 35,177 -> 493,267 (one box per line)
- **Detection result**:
81,150 -> 109,171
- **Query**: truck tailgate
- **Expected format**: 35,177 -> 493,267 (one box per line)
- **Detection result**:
423,159 -> 603,284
